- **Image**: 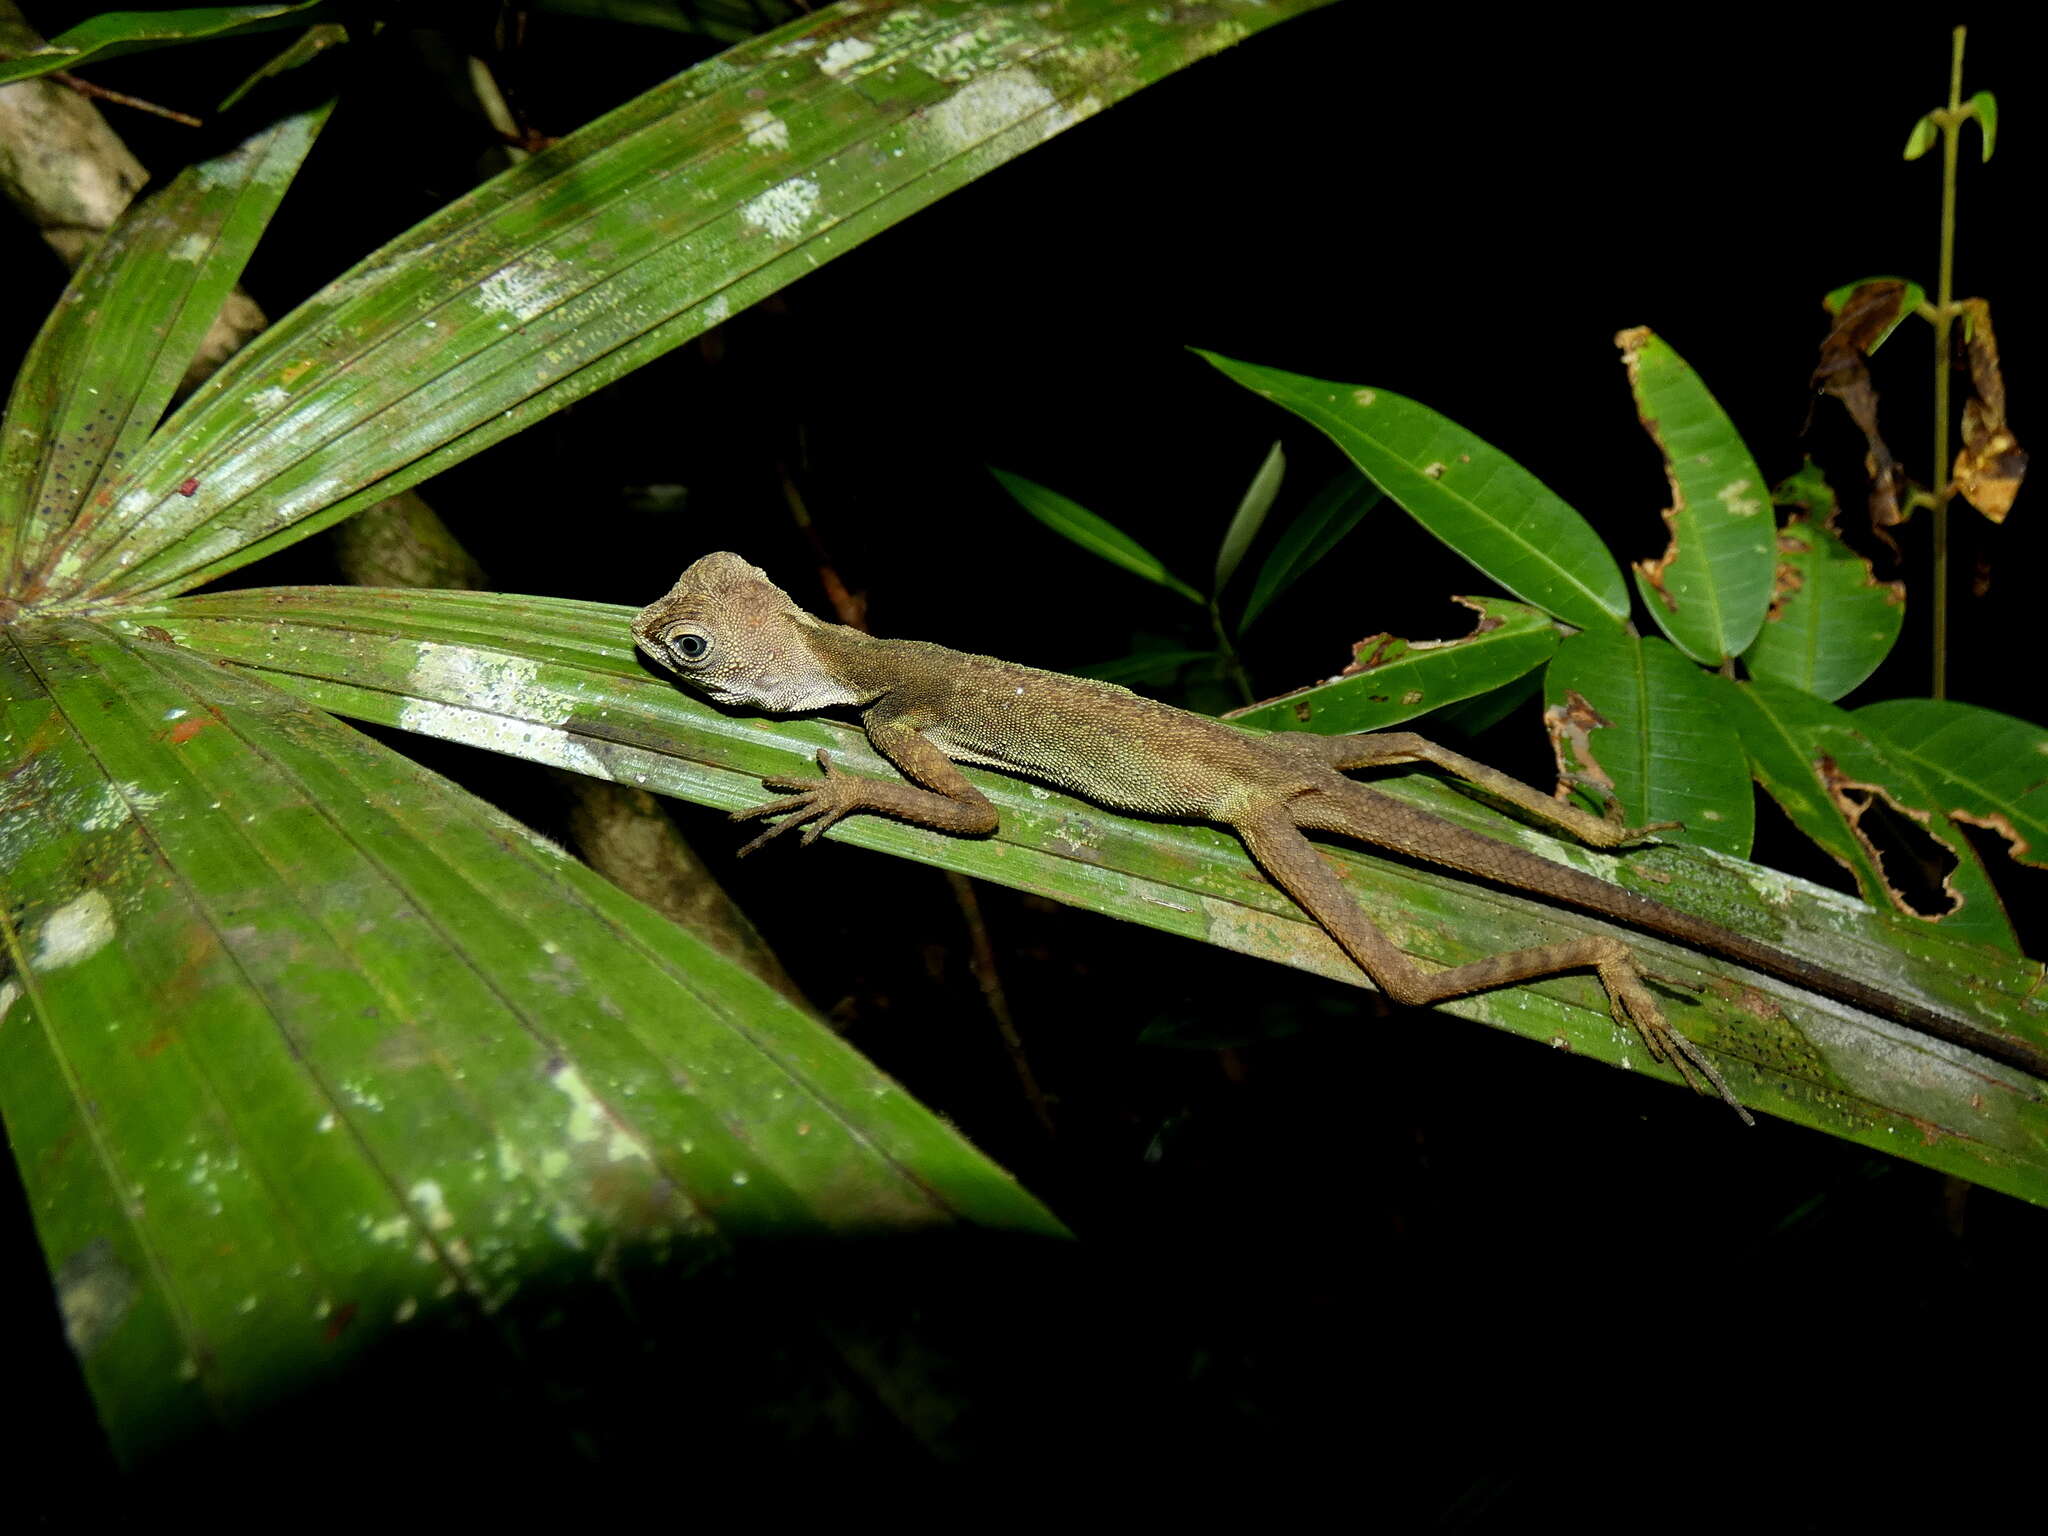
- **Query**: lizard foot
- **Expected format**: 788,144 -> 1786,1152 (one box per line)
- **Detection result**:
1596,954 -> 1754,1126
732,749 -> 862,855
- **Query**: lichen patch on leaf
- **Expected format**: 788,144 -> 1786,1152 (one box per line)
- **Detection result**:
740,177 -> 822,240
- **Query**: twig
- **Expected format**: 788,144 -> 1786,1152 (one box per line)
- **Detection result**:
52,71 -> 202,128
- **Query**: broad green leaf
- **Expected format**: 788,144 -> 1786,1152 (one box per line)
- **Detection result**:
1855,698 -> 2048,870
1903,113 -> 1937,159
0,107 -> 329,599
1,617 -> 1058,1457
1617,328 -> 1775,664
0,3 -> 339,85
1741,466 -> 1903,700
991,468 -> 1203,604
116,586 -> 2048,1205
1226,596 -> 1557,735
20,0 -> 1326,608
1969,90 -> 1997,159
1214,441 -> 1284,594
1820,277 -> 1927,352
1198,351 -> 1629,633
1544,626 -> 1754,859
1727,677 -> 2019,952
1239,468 -> 1381,630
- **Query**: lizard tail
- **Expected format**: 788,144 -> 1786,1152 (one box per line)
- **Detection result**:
1302,783 -> 2048,1083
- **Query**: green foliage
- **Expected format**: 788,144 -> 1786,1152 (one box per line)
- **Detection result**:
0,3 -> 343,85
0,0 -> 1332,1462
1196,351 -> 1631,634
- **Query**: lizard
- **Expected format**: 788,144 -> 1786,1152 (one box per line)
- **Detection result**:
633,551 -> 2048,1119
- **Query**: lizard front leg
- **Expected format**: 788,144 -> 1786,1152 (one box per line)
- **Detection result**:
733,715 -> 998,855
1233,806 -> 1751,1122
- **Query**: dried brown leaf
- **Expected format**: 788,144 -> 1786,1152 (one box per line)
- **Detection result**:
1952,298 -> 2027,522
1812,281 -> 1910,531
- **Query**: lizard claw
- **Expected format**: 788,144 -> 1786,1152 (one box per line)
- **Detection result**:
730,749 -> 859,855
1599,958 -> 1754,1126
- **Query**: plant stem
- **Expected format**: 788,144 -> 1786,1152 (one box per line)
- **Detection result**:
1929,25 -> 1965,700
1209,597 -> 1256,706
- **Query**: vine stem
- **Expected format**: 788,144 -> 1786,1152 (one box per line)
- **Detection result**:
1929,25 -> 1965,700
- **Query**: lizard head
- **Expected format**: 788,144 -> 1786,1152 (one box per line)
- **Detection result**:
633,552 -> 865,713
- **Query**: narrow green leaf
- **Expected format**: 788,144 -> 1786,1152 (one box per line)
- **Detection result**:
1198,351 -> 1629,633
1820,277 -> 1927,353
26,1 -> 1328,608
1741,465 -> 1904,700
1226,596 -> 1557,735
1968,91 -> 1997,159
1213,440 -> 1284,594
0,4 -> 339,85
1855,698 -> 2047,871
116,586 -> 2048,1206
991,468 -> 1203,603
216,21 -> 347,112
1727,677 -> 2019,952
1544,626 -> 1754,858
1,615 -> 1059,1455
0,107 -> 330,599
1239,468 -> 1380,630
1903,112 -> 1938,159
1617,328 -> 1775,664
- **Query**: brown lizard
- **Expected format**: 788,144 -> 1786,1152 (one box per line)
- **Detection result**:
634,552 -> 2048,1118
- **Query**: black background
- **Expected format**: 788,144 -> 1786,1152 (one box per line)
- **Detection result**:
5,2 -> 2044,1519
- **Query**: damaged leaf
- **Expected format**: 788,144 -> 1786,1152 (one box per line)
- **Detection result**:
1727,678 -> 2019,952
1198,352 -> 1629,634
1617,328 -> 1775,666
1855,698 -> 2048,871
1224,596 -> 1557,734
1951,299 -> 2026,522
1812,280 -> 1917,531
1543,624 -> 1753,859
1741,461 -> 1904,700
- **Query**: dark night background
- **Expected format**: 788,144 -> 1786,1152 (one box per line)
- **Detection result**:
4,3 -> 2043,1518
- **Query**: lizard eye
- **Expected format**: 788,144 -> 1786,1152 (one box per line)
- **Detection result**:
664,626 -> 713,665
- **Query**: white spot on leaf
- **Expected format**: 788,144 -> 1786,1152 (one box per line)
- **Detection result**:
819,38 -> 876,74
742,110 -> 790,151
477,251 -> 578,323
34,892 -> 114,970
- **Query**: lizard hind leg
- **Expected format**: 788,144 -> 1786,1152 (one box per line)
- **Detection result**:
1233,806 -> 1751,1123
1270,730 -> 1673,848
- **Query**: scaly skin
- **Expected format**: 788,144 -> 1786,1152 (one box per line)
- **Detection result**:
634,552 -> 2048,1120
